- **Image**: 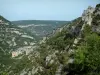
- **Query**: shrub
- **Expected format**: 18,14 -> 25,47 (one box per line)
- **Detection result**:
73,33 -> 100,74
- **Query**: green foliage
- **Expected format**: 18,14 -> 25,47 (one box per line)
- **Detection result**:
92,14 -> 100,26
70,33 -> 100,75
70,17 -> 82,26
56,52 -> 69,65
96,4 -> 100,7
10,55 -> 36,73
38,62 -> 58,75
84,34 -> 100,71
82,24 -> 92,36
1,72 -> 8,75
46,30 -> 74,51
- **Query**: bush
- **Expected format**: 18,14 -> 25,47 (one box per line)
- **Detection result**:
73,33 -> 100,74
46,30 -> 74,51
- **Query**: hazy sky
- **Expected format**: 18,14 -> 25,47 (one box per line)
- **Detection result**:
0,0 -> 99,21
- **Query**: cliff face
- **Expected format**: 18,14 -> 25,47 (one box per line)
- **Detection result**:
82,6 -> 94,26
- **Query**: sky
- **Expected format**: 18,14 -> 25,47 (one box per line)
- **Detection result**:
0,0 -> 99,21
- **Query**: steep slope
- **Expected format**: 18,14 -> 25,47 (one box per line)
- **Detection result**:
0,16 -> 37,74
0,16 -> 36,50
36,4 -> 100,75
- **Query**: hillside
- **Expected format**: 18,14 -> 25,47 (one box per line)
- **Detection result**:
0,16 -> 37,73
0,3 -> 100,75
12,20 -> 69,39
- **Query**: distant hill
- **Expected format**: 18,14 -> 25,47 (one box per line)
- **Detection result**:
12,20 -> 68,25
12,20 -> 70,39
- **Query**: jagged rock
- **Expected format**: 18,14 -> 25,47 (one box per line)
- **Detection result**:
46,52 -> 57,65
82,6 -> 95,25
